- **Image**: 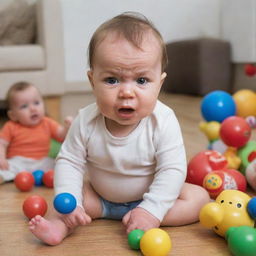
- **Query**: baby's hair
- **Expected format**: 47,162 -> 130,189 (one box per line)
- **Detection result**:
88,12 -> 168,71
6,81 -> 33,109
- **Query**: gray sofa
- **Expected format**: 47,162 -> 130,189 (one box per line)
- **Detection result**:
0,0 -> 65,101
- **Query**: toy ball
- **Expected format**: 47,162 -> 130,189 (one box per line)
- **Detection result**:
128,229 -> 145,250
238,141 -> 256,174
199,190 -> 254,237
233,89 -> 256,117
246,116 -> 256,129
220,116 -> 251,148
201,90 -> 236,122
32,170 -> 44,186
23,195 -> 48,219
203,169 -> 247,199
199,121 -> 221,142
53,193 -> 77,214
226,226 -> 256,256
187,150 -> 227,186
14,171 -> 35,192
245,159 -> 256,191
244,64 -> 256,77
140,228 -> 172,256
247,197 -> 256,220
43,169 -> 54,188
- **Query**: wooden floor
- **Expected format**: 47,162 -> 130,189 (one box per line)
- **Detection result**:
0,92 -> 254,256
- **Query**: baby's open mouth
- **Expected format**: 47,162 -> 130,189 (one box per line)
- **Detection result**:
118,108 -> 135,114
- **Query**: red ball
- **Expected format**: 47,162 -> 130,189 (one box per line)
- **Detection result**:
186,150 -> 228,186
220,116 -> 251,148
23,195 -> 48,219
244,64 -> 256,77
14,171 -> 35,192
43,169 -> 54,188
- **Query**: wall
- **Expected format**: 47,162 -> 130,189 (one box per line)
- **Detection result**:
60,0 -> 222,92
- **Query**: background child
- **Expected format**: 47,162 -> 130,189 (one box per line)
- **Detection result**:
29,12 -> 210,245
0,81 -> 72,184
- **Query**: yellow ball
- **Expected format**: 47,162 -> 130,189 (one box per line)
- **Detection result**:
233,89 -> 256,117
140,228 -> 172,256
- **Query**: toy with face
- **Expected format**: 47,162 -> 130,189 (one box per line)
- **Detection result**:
187,150 -> 228,186
199,190 -> 254,237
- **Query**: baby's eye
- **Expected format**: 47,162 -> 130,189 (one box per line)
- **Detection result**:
20,104 -> 28,109
136,77 -> 148,85
105,77 -> 119,85
34,101 -> 40,105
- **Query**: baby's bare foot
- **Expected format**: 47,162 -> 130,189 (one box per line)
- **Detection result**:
29,215 -> 67,245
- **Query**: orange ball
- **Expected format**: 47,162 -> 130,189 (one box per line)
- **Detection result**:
43,169 -> 54,188
14,171 -> 34,192
233,89 -> 256,117
23,195 -> 48,219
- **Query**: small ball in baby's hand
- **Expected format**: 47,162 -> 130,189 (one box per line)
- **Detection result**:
53,193 -> 77,214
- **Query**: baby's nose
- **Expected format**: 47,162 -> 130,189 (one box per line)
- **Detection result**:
119,83 -> 135,98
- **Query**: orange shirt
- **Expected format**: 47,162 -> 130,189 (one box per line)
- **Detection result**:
0,117 -> 63,159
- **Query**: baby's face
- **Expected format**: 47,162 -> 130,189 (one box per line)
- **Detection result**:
8,86 -> 45,126
88,32 -> 166,135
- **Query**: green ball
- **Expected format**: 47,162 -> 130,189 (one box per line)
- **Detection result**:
226,226 -> 256,256
128,229 -> 145,250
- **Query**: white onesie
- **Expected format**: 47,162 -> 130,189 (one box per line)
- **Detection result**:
55,100 -> 187,221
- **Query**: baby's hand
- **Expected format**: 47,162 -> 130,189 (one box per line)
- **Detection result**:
0,158 -> 9,170
64,116 -> 73,129
61,206 -> 92,229
122,207 -> 160,234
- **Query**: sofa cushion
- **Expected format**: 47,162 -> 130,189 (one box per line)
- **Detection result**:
0,0 -> 36,45
0,45 -> 45,71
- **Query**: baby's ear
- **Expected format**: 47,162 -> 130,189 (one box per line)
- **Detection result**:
7,110 -> 17,121
87,70 -> 94,88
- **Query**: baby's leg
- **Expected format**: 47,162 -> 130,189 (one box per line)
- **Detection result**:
29,181 -> 102,245
161,183 -> 210,226
0,170 -> 15,184
29,215 -> 70,245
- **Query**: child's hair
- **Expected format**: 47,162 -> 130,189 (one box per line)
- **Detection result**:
88,12 -> 168,71
6,81 -> 33,110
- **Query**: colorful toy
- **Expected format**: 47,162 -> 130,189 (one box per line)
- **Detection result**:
14,171 -> 35,192
128,229 -> 145,250
199,190 -> 255,237
246,115 -> 256,129
246,159 -> 256,191
43,169 -> 54,188
23,195 -> 48,219
187,150 -> 228,186
32,170 -> 44,186
220,116 -> 251,148
140,228 -> 172,256
238,141 -> 256,174
244,64 -> 256,77
203,169 -> 247,199
223,147 -> 241,170
199,121 -> 221,142
53,192 -> 77,214
201,90 -> 236,123
247,197 -> 256,219
226,226 -> 256,256
233,89 -> 256,118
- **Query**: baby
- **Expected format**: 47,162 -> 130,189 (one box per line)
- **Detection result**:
0,81 -> 72,184
29,12 -> 210,245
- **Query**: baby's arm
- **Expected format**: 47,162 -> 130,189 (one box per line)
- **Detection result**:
0,139 -> 9,170
57,116 -> 73,140
123,207 -> 160,233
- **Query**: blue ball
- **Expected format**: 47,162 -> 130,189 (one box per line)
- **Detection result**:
53,193 -> 77,214
201,90 -> 236,122
32,169 -> 44,186
247,197 -> 256,220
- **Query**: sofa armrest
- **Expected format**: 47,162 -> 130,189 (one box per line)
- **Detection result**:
36,0 -> 65,95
